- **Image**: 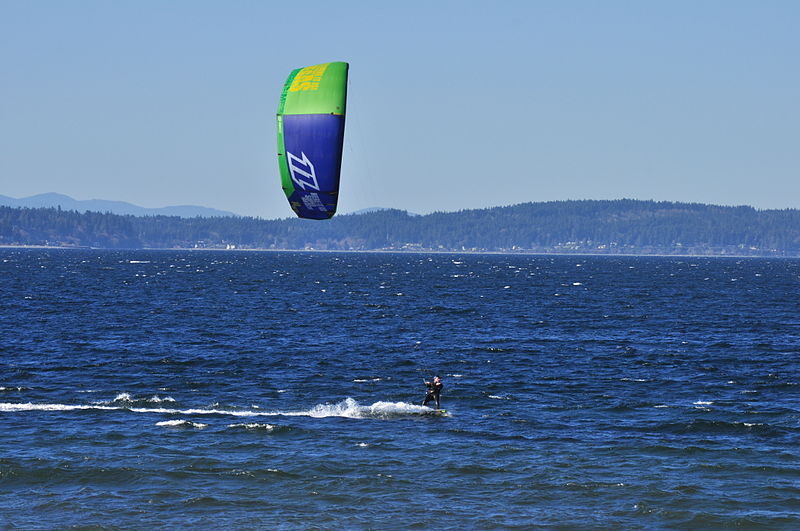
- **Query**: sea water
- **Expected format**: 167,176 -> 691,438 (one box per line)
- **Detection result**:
1,249 -> 799,529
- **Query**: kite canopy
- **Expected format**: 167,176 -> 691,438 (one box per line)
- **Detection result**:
277,62 -> 348,219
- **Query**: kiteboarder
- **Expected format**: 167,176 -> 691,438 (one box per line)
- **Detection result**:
422,375 -> 443,409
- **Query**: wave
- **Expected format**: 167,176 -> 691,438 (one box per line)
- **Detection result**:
155,419 -> 207,429
102,393 -> 177,406
227,423 -> 277,432
651,419 -> 785,437
426,305 -> 478,315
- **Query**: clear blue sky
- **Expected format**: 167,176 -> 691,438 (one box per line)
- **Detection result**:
2,1 -> 798,218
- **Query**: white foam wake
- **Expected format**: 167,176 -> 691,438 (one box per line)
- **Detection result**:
0,398 -> 443,420
278,398 -> 437,418
0,402 -> 120,412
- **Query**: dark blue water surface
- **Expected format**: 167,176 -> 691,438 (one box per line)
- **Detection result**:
1,249 -> 799,529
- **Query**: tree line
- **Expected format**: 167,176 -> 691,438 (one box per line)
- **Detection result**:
2,199 -> 800,255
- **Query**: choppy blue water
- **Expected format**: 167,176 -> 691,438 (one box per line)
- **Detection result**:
1,249 -> 799,529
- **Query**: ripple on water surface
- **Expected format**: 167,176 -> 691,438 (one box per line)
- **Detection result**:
1,250 -> 799,528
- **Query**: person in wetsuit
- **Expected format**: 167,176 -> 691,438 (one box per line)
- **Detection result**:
422,375 -> 443,409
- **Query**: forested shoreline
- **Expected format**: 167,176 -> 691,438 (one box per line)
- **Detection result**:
2,199 -> 800,256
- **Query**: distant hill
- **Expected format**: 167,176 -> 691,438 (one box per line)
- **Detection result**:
0,193 -> 238,218
2,199 -> 800,255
